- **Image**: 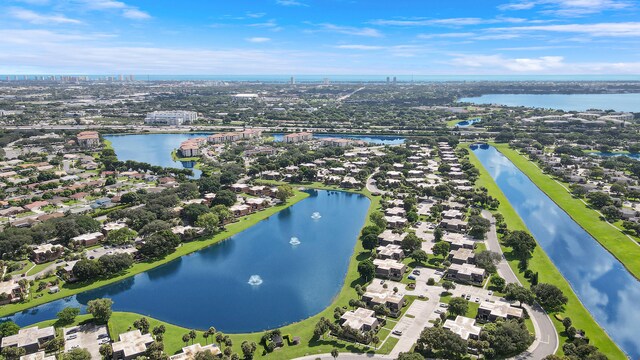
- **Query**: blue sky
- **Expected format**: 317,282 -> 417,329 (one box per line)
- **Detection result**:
1,0 -> 640,75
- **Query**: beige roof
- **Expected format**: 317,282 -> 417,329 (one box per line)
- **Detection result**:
443,316 -> 481,340
112,330 -> 154,358
169,343 -> 221,360
479,301 -> 524,319
340,308 -> 377,331
20,351 -> 55,360
1,326 -> 55,348
373,258 -> 406,272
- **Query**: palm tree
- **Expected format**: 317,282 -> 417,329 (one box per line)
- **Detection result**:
215,333 -> 224,347
331,348 -> 339,359
189,330 -> 197,345
182,334 -> 190,346
207,327 -> 216,343
203,330 -> 210,345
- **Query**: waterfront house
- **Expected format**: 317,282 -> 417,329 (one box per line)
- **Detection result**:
376,244 -> 404,261
169,343 -> 221,360
362,290 -> 406,317
373,258 -> 406,281
339,308 -> 380,335
30,244 -> 63,264
0,326 -> 55,355
283,132 -> 312,143
112,330 -> 154,360
377,230 -> 407,246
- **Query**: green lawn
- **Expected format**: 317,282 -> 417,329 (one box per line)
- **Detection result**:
27,261 -> 56,276
0,191 -> 310,318
467,145 -> 626,359
494,143 -> 640,279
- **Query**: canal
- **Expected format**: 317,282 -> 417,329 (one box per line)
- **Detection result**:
3,190 -> 370,333
472,144 -> 640,358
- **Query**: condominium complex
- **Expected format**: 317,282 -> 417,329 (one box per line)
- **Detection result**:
144,111 -> 198,126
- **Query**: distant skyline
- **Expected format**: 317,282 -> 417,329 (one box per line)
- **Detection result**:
1,0 -> 640,75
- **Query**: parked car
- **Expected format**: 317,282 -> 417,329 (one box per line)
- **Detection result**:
488,291 -> 493,296
412,269 -> 421,275
475,297 -> 480,303
392,330 -> 403,336
408,275 -> 416,280
439,303 -> 449,308
466,294 -> 471,300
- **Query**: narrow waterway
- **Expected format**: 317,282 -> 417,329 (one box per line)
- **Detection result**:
472,145 -> 640,359
2,190 -> 370,333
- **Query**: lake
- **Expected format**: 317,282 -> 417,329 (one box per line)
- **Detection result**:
271,133 -> 405,145
472,145 -> 640,358
3,190 -> 370,333
590,152 -> 640,160
104,133 -> 210,179
459,93 -> 640,112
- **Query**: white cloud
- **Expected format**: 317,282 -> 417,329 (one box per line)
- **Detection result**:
335,44 -> 384,50
417,32 -> 476,39
493,22 -> 640,37
499,0 -> 633,16
9,7 -> 82,24
73,0 -> 151,19
122,8 -> 151,20
275,0 -> 308,6
318,23 -> 382,37
246,12 -> 266,18
246,37 -> 271,43
370,17 -> 529,27
452,54 -> 566,72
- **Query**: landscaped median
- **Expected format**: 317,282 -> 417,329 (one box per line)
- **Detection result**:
0,190 -> 310,318
493,142 -> 640,280
4,188 -> 402,359
467,145 -> 626,359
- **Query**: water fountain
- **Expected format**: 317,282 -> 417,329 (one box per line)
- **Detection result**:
311,212 -> 322,220
289,237 -> 301,246
247,275 -> 263,286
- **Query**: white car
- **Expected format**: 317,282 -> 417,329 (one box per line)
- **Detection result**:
392,330 -> 403,336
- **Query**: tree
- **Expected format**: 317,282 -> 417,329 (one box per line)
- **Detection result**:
182,204 -> 210,224
331,348 -> 339,359
357,260 -> 375,281
442,281 -> 456,293
503,231 -> 537,262
401,233 -> 421,253
0,321 -> 20,338
396,352 -> 425,360
134,317 -> 150,334
434,227 -> 444,242
195,351 -> 217,360
98,253 -> 134,276
189,329 -> 197,344
415,326 -> 468,359
587,191 -> 612,209
73,258 -> 102,281
532,283 -> 568,311
562,317 -> 572,330
2,346 -> 26,360
211,190 -> 236,207
432,241 -> 450,258
241,341 -> 258,359
481,319 -> 532,357
369,212 -> 387,229
106,227 -> 137,246
467,215 -> 491,239
361,233 -> 378,251
63,348 -> 92,360
99,343 -> 113,360
610,183 -> 627,196
410,250 -> 429,264
196,212 -> 220,234
44,337 -> 65,354
138,230 -> 181,259
489,275 -> 506,292
57,307 -> 80,325
475,251 -> 502,273
87,298 -> 113,323
276,185 -> 295,202
504,284 -> 535,307
601,205 -> 621,221
182,334 -> 191,346
448,297 -> 469,317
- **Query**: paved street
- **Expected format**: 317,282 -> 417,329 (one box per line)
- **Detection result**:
482,210 -> 559,359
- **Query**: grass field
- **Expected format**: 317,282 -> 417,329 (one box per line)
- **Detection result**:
494,143 -> 640,280
467,145 -> 626,359
0,191 -> 310,318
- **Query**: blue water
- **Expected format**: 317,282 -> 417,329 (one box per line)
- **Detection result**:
459,93 -> 640,112
105,133 -> 210,179
590,152 -> 640,160
272,133 -> 405,145
3,190 -> 370,333
472,145 -> 640,358
456,118 -> 482,127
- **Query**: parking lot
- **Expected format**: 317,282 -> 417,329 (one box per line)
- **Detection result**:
63,324 -> 109,359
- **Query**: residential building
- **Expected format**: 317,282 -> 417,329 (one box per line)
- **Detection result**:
446,263 -> 486,284
373,258 -> 406,280
71,232 -> 104,247
112,330 -> 155,360
1,326 -> 55,355
30,244 -> 63,264
477,301 -> 524,323
362,290 -> 405,317
20,351 -> 56,360
377,230 -> 407,246
0,280 -> 24,305
376,244 -> 404,261
169,343 -> 221,360
77,131 -> 100,148
339,308 -> 379,334
144,111 -> 198,125
443,316 -> 481,341
449,248 -> 475,265
283,132 -> 312,143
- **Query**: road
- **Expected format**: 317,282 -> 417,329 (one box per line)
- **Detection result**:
482,210 -> 559,359
365,169 -> 386,195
